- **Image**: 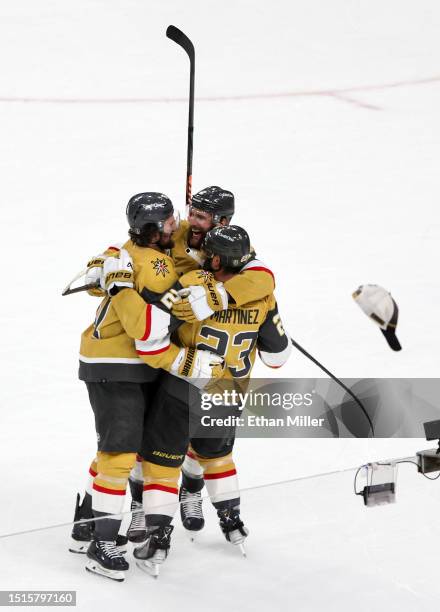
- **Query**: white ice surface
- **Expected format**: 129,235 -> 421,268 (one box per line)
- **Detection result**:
2,466 -> 440,612
0,0 -> 439,609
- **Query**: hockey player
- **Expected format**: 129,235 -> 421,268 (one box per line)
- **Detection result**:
107,225 -> 292,575
153,185 -> 277,535
170,186 -> 278,535
171,185 -> 275,309
75,185 -> 277,547
75,192 -> 224,582
171,185 -> 235,274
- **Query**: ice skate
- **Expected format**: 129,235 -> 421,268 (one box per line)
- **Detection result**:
217,508 -> 249,557
69,494 -> 128,554
127,500 -> 147,543
69,493 -> 94,554
85,540 -> 129,582
115,534 -> 128,554
179,486 -> 204,539
134,525 -> 173,578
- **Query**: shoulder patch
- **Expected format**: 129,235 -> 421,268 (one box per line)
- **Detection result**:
179,269 -> 216,287
152,257 -> 170,278
196,270 -> 214,284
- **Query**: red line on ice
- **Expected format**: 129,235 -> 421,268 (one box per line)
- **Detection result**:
0,75 -> 438,105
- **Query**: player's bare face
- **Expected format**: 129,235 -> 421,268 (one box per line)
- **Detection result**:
188,208 -> 213,249
159,213 -> 177,249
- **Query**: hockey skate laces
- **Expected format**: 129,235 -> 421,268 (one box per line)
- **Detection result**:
129,501 -> 145,529
101,541 -> 124,559
180,489 -> 203,518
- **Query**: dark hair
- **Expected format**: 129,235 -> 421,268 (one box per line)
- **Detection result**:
128,223 -> 159,247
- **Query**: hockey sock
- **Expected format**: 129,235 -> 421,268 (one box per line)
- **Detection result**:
197,453 -> 240,508
142,461 -> 180,527
128,454 -> 144,504
87,457 -> 98,496
181,449 -> 204,493
79,457 -> 98,519
92,452 -> 136,541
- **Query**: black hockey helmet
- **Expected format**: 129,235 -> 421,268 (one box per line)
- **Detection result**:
203,225 -> 252,270
126,192 -> 174,235
191,186 -> 235,224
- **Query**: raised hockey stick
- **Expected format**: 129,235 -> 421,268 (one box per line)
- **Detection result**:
166,25 -> 195,207
290,337 -> 375,437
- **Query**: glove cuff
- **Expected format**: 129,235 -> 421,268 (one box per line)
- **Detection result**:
172,347 -> 197,378
206,281 -> 228,312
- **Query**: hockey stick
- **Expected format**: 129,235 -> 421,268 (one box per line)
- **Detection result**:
61,268 -> 98,296
290,337 -> 375,437
166,25 -> 195,207
62,282 -> 100,296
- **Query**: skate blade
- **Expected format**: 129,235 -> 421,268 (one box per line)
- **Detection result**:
135,559 -> 161,579
228,529 -> 249,557
135,549 -> 166,578
68,538 -> 90,554
85,560 -> 125,582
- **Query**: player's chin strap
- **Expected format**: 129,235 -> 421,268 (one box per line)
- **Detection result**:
289,337 -> 375,437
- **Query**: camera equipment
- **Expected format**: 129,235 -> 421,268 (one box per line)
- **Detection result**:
354,462 -> 397,507
416,420 -> 440,474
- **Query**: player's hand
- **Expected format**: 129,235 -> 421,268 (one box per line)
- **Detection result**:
170,288 -> 197,322
171,282 -> 228,322
103,249 -> 134,296
171,348 -> 225,383
85,255 -> 107,297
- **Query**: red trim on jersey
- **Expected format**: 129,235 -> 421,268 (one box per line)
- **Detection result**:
186,450 -> 196,460
93,483 -> 126,496
140,304 -> 152,341
137,345 -> 170,356
89,468 -> 98,478
143,484 -> 178,495
204,469 -> 237,480
107,246 -> 120,252
245,266 -> 275,281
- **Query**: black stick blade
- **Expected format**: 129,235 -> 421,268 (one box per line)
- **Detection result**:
62,282 -> 100,296
166,25 -> 195,61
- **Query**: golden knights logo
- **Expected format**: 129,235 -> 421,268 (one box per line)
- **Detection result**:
196,270 -> 214,284
152,257 -> 170,277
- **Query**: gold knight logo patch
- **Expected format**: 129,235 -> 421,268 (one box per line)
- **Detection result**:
196,270 -> 214,284
152,257 -> 170,277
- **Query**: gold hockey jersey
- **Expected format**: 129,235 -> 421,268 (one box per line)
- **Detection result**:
111,270 -> 290,382
79,224 -> 277,381
79,240 -> 177,382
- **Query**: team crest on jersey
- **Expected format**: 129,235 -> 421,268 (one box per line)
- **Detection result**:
196,270 -> 214,284
152,257 -> 170,277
